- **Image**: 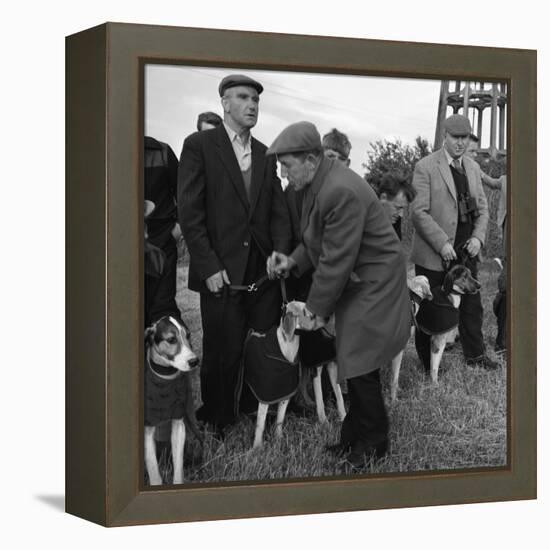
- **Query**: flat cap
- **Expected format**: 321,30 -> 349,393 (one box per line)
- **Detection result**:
218,74 -> 263,97
443,114 -> 472,136
266,121 -> 322,156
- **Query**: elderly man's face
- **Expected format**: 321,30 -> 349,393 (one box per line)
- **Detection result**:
443,131 -> 470,159
221,85 -> 259,132
278,153 -> 316,191
323,148 -> 350,167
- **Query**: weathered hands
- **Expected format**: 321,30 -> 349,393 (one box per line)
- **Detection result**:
267,251 -> 296,280
299,305 -> 327,331
465,237 -> 481,258
205,270 -> 230,293
440,242 -> 457,263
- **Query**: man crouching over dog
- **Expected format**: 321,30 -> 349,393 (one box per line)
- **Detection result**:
266,122 -> 411,470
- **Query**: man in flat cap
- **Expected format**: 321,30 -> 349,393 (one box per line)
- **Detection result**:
410,114 -> 498,370
266,121 -> 411,469
178,74 -> 291,432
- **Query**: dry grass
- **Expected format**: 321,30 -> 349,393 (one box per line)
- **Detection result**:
150,243 -> 506,485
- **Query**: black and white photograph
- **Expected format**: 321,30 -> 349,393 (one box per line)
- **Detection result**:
6,0 -> 546,544
143,65 -> 508,486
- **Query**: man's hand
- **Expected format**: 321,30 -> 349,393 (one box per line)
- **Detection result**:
465,237 -> 481,258
205,270 -> 230,293
440,242 -> 457,263
267,251 -> 296,279
171,222 -> 183,242
300,305 -> 327,331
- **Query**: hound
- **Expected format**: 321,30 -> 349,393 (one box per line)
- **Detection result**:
298,328 -> 346,424
144,316 -> 202,485
416,265 -> 480,386
243,302 -> 304,449
389,275 -> 433,402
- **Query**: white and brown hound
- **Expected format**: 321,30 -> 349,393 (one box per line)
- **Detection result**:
287,302 -> 346,424
389,275 -> 433,402
417,264 -> 480,386
144,316 -> 201,485
243,302 -> 304,449
389,266 -> 480,402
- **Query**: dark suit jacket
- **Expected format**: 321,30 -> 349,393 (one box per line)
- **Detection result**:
178,125 -> 291,292
290,158 -> 410,381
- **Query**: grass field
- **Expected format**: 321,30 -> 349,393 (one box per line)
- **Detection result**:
152,244 -> 507,484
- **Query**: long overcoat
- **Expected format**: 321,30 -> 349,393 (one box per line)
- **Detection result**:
290,158 -> 411,382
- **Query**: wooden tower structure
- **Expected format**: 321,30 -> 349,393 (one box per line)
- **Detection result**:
434,81 -> 507,159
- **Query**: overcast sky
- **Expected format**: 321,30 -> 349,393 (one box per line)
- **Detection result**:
145,64 -> 442,175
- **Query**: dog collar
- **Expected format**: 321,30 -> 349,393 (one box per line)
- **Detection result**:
409,288 -> 424,306
147,354 -> 181,380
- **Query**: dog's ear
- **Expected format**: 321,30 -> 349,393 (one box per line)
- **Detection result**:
144,326 -> 156,346
282,310 -> 297,339
443,269 -> 455,294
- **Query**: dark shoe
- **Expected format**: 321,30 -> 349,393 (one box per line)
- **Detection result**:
325,441 -> 352,456
344,441 -> 389,471
466,355 -> 499,371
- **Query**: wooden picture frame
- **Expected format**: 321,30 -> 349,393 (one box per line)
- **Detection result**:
66,22 -> 536,527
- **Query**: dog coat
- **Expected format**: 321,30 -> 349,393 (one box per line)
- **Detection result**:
297,327 -> 336,369
243,327 -> 299,404
415,286 -> 459,336
144,358 -> 186,426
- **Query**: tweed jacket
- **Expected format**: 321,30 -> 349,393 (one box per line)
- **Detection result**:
410,147 -> 489,271
290,158 -> 411,381
178,125 -> 291,292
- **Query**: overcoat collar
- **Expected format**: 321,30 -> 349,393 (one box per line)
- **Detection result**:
300,157 -> 333,235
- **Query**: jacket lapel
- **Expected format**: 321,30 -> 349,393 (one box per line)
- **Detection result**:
436,148 -> 457,202
215,127 -> 249,211
248,138 -> 265,218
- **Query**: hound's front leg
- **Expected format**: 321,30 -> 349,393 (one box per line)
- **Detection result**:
430,335 -> 447,386
327,362 -> 346,420
253,402 -> 269,449
144,426 -> 162,485
275,399 -> 290,438
171,418 -> 186,484
313,367 -> 327,423
389,351 -> 404,403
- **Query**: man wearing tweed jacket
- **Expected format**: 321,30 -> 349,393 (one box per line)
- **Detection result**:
410,114 -> 498,371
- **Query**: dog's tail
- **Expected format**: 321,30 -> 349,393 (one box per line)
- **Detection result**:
181,374 -> 204,447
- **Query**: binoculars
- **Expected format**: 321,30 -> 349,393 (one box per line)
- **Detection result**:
458,194 -> 479,224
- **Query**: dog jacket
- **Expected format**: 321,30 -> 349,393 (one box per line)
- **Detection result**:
144,358 -> 186,426
298,327 -> 337,369
243,327 -> 299,404
415,286 -> 459,336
